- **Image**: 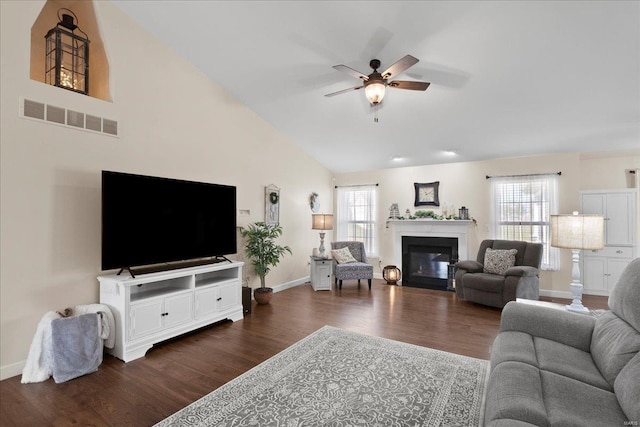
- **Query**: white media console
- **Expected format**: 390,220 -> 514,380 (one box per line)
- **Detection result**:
98,261 -> 244,362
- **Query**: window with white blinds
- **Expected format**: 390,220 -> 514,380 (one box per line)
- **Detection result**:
336,185 -> 378,257
490,174 -> 559,270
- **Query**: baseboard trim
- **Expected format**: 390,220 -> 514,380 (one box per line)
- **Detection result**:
1,360 -> 25,381
582,290 -> 611,297
272,277 -> 309,293
539,289 -> 572,299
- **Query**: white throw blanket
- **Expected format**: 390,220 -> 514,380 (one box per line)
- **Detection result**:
21,304 -> 115,384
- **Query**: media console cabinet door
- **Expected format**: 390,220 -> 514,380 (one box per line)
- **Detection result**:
195,287 -> 218,319
129,293 -> 192,340
130,299 -> 164,340
218,281 -> 240,311
163,293 -> 193,329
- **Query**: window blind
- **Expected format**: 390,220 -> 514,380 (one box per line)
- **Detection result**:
491,174 -> 559,270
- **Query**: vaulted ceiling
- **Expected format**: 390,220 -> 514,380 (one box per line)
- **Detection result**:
114,1 -> 640,173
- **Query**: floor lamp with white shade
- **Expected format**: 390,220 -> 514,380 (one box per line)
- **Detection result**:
550,212 -> 604,313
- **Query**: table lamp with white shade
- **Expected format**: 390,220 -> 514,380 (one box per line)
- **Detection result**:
550,212 -> 604,313
312,214 -> 333,258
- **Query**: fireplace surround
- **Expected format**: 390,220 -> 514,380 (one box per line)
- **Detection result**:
388,219 -> 473,288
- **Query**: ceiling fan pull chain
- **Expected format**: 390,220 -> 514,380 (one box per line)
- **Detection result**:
374,104 -> 379,123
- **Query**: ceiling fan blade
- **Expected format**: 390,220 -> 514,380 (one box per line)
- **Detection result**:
324,86 -> 363,97
388,80 -> 431,91
381,55 -> 419,79
332,65 -> 369,81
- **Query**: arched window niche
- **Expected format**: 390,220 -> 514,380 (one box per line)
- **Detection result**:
30,0 -> 111,101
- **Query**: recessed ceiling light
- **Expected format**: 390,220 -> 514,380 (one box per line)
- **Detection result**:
391,156 -> 404,162
443,149 -> 459,156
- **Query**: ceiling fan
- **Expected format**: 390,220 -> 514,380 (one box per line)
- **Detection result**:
325,54 -> 430,121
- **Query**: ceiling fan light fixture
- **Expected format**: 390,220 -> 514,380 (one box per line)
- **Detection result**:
365,81 -> 386,105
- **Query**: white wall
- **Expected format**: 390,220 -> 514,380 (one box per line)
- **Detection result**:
334,150 -> 640,294
0,0 -> 333,379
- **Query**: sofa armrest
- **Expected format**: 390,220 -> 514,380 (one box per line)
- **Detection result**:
500,301 -> 596,352
505,266 -> 539,277
455,260 -> 483,273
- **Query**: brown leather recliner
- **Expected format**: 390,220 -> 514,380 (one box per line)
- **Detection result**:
454,239 -> 543,308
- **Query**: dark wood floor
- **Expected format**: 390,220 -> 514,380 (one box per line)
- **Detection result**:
0,280 -> 608,426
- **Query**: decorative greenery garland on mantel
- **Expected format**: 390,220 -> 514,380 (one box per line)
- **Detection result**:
387,210 -> 478,227
390,209 -> 477,224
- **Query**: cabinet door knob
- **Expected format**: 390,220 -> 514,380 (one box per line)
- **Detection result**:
616,250 -> 623,254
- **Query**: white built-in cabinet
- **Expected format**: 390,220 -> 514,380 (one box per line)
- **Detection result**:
99,261 -> 244,362
580,190 -> 637,295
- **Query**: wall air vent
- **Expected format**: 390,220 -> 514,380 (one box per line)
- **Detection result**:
19,97 -> 119,137
23,99 -> 45,120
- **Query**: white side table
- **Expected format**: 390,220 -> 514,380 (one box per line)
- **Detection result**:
310,256 -> 332,291
515,298 -> 600,317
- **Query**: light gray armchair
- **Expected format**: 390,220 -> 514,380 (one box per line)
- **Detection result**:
331,241 -> 373,290
454,239 -> 543,308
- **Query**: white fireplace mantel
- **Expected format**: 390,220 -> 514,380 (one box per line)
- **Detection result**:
387,220 -> 474,281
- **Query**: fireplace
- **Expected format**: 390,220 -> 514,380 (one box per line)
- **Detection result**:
388,219 -> 473,288
402,236 -> 458,290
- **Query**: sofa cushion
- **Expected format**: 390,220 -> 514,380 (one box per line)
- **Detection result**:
484,361 -> 548,426
608,257 -> 640,332
331,247 -> 357,264
490,330 -> 610,391
490,331 -> 538,368
541,370 -> 628,426
501,302 -> 595,352
483,248 -> 517,275
591,311 -> 640,387
334,262 -> 373,280
535,336 -> 611,391
614,351 -> 640,421
464,273 -> 505,293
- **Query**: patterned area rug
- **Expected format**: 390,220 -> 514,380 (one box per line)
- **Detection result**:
155,326 -> 489,426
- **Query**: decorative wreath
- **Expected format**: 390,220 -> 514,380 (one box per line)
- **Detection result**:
309,192 -> 319,209
269,192 -> 279,204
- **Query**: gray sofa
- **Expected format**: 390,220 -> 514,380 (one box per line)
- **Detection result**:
455,239 -> 543,308
484,257 -> 640,426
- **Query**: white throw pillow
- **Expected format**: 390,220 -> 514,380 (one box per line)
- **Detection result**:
483,248 -> 517,275
331,247 -> 357,264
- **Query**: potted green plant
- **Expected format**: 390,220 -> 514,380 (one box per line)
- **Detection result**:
240,222 -> 292,305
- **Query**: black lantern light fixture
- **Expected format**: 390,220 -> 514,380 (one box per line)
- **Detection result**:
45,9 -> 90,95
382,265 -> 401,285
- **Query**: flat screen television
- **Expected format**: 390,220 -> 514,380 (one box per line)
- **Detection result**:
102,171 -> 237,272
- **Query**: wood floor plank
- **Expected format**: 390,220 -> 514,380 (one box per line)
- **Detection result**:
0,280 -> 608,426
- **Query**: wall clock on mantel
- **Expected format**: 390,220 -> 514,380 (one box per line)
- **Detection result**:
414,181 -> 440,207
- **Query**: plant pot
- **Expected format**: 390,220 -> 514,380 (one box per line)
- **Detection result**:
254,287 -> 273,305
